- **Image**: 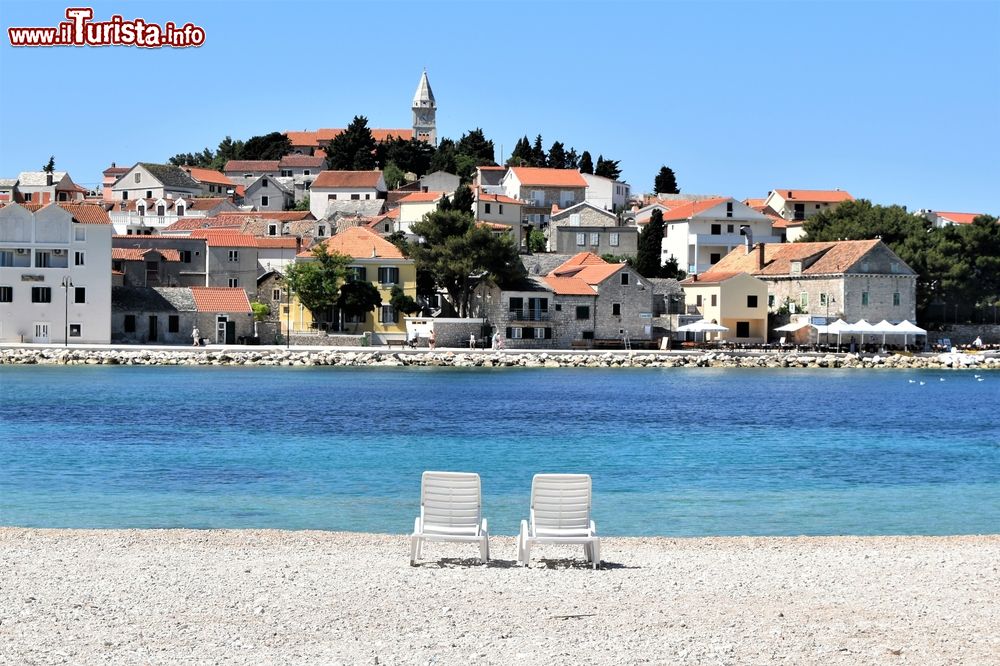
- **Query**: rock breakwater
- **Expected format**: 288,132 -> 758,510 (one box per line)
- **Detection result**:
2,347 -> 997,370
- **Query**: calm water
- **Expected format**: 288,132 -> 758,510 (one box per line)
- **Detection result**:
1,365 -> 998,536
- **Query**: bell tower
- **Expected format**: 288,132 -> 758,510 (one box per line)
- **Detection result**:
412,69 -> 437,146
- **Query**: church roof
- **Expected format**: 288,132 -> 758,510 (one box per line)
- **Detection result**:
413,70 -> 435,107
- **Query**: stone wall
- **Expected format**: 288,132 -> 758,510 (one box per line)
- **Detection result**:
288,331 -> 370,347
928,324 -> 1000,346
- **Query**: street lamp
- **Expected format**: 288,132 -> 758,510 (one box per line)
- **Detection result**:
61,275 -> 73,347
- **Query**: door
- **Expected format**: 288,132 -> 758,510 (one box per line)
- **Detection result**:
225,321 -> 236,344
216,315 -> 228,344
148,315 -> 158,342
33,322 -> 50,343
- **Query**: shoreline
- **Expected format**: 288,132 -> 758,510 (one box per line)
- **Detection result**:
1,343 -> 997,370
2,528 -> 997,664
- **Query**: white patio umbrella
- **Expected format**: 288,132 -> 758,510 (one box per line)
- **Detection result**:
872,319 -> 898,347
773,321 -> 812,332
677,319 -> 729,343
826,319 -> 853,348
851,319 -> 876,348
893,320 -> 927,348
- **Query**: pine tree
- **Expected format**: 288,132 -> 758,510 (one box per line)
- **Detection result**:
594,155 -> 621,180
325,116 -> 376,170
565,148 -> 579,169
547,141 -> 567,169
42,156 -> 55,173
242,132 -> 293,162
531,135 -> 546,167
579,151 -> 594,174
653,166 -> 680,194
507,136 -> 532,167
455,128 -> 496,165
634,209 -> 665,278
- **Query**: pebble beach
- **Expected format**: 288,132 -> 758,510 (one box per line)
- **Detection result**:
1,529 -> 997,665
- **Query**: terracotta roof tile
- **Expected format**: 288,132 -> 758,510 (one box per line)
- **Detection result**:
679,271 -> 743,285
186,197 -> 231,211
712,239 -> 886,276
312,170 -> 384,189
542,275 -> 597,296
508,167 -> 587,188
552,252 -> 610,270
476,190 -> 524,205
658,197 -> 729,222
19,202 -> 111,224
305,226 -> 404,259
190,287 -> 252,313
189,229 -> 260,247
217,210 -> 314,221
934,211 -> 981,225
112,247 -> 181,262
183,168 -> 234,187
398,191 -> 446,203
162,217 -> 241,232
255,237 -> 299,249
223,160 -> 280,173
772,189 -> 854,203
285,128 -> 414,147
278,155 -> 325,168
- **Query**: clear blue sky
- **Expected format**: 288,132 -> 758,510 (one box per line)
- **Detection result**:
1,0 -> 997,213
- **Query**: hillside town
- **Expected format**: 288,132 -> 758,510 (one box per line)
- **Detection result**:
0,71 -> 996,351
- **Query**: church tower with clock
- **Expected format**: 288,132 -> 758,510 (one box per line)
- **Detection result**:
412,70 -> 437,146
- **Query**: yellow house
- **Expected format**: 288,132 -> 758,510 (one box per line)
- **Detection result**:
680,271 -> 768,342
285,226 -> 416,337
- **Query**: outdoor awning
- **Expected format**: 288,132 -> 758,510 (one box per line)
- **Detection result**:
773,321 -> 812,332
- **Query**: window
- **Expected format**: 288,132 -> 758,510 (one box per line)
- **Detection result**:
800,292 -> 809,308
582,330 -> 594,340
281,170 -> 292,178
509,297 -> 523,311
862,292 -> 869,306
124,315 -> 136,332
32,286 -> 52,303
69,324 -> 81,337
272,288 -> 281,300
35,252 -> 51,268
893,292 -> 900,306
228,278 -> 239,288
710,253 -> 721,264
303,170 -> 311,176
768,294 -> 775,308
820,293 -> 827,306
365,194 -> 371,200
610,232 -> 620,247
268,224 -> 278,236
261,195 -> 269,207
0,286 -> 12,302
726,202 -> 734,218
590,233 -> 599,246
378,266 -> 399,285
244,173 -> 253,179
0,251 -> 12,267
620,272 -> 630,286
156,204 -> 164,215
498,204 -> 503,214
576,233 -> 586,246
176,205 -> 185,216
612,302 -> 621,316
727,224 -> 734,233
347,266 -> 367,282
74,287 -> 85,303
134,173 -> 141,183
534,327 -> 547,339
168,315 -> 179,333
576,305 -> 590,320
711,294 -> 717,307
261,179 -> 268,188
23,193 -> 32,202
344,312 -> 365,325
179,250 -> 192,263
351,194 -> 360,200
228,250 -> 239,262
74,227 -> 85,241
711,224 -> 721,235
747,295 -> 758,308
736,321 -> 750,338
696,295 -> 703,307
485,203 -> 492,214
75,251 -> 85,266
122,191 -> 128,200
317,225 -> 327,236
329,194 -> 336,201
379,305 -> 398,323
147,191 -> 153,199
510,326 -> 523,339
112,260 -> 124,272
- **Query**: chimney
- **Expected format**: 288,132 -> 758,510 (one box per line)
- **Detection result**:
757,242 -> 765,270
46,173 -> 53,187
786,190 -> 792,198
692,273 -> 698,282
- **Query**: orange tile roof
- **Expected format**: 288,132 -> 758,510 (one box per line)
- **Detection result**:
772,189 -> 854,203
186,197 -> 231,211
312,170 -> 383,189
189,229 -> 260,247
255,237 -> 299,249
224,160 -> 280,173
659,197 -> 728,222
542,275 -> 597,296
478,165 -> 507,171
184,168 -> 234,187
162,217 -> 241,232
217,210 -> 314,221
712,239 -> 885,276
397,191 -> 446,204
285,128 -> 414,147
112,247 -> 181,262
278,155 -> 325,168
743,198 -> 766,208
190,287 -> 252,313
679,271 -> 743,285
543,252 -> 628,294
477,191 -> 524,205
306,226 -> 405,259
19,202 -> 112,224
509,167 -> 587,188
935,211 -> 981,225
553,252 -> 612,270
476,221 -> 510,231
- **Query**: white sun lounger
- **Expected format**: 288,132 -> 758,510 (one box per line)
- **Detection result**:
410,471 -> 490,565
518,473 -> 600,569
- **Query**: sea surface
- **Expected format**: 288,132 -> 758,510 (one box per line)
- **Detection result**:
1,365 -> 998,536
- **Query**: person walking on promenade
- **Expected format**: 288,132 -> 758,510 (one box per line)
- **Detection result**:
192,326 -> 200,347
428,330 -> 436,350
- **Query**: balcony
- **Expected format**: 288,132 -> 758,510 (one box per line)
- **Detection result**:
508,308 -> 550,322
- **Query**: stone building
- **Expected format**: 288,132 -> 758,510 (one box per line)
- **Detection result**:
548,202 -> 637,256
111,286 -> 254,345
710,239 -> 918,323
500,167 -> 588,227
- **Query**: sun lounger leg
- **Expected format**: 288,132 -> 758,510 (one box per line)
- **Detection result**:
410,535 -> 419,566
592,540 -> 600,570
518,520 -> 529,566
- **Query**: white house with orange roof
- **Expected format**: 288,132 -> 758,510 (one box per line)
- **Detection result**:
500,167 -> 588,227
309,171 -> 387,220
396,191 -> 446,235
654,196 -> 779,275
278,155 -> 324,202
182,167 -> 236,197
101,163 -> 130,202
108,196 -> 238,235
763,188 -> 854,223
475,190 -> 525,250
582,173 -> 631,212
288,227 -> 415,339
14,171 -> 87,205
0,203 -> 112,343
917,209 -> 987,229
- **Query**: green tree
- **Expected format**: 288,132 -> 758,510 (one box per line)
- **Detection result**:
250,302 -> 271,321
410,209 -> 526,317
528,228 -> 547,253
325,116 -> 376,170
337,280 -> 383,331
241,132 -> 293,161
429,137 -> 457,174
634,209 -> 665,278
653,166 -> 679,194
389,285 -> 420,315
43,156 -> 55,173
293,195 -> 310,212
507,135 -> 532,167
579,151 -> 594,174
284,244 -> 351,318
382,161 -> 407,190
450,184 -> 475,213
375,136 -> 434,177
565,147 -> 579,169
212,135 -> 245,170
594,155 -> 621,180
455,128 -> 496,165
547,141 -> 567,169
530,134 -> 547,167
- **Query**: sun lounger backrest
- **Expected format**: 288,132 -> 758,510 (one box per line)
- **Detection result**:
420,471 -> 482,535
530,474 -> 592,537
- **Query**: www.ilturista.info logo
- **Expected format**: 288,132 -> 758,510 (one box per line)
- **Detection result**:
7,7 -> 205,48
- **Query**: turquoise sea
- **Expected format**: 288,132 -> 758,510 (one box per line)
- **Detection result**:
1,365 -> 998,536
